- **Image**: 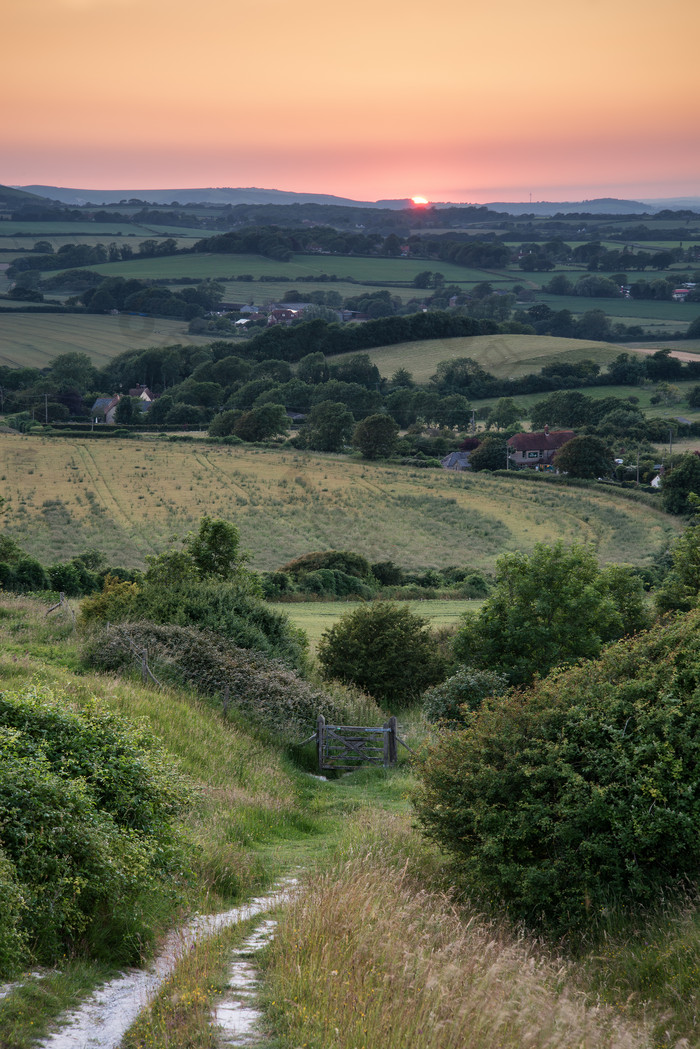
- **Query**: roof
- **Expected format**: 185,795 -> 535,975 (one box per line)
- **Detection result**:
507,429 -> 575,452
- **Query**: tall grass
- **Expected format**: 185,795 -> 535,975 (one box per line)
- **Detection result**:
262,812 -> 651,1049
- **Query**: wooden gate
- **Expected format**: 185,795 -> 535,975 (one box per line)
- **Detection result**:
313,715 -> 405,772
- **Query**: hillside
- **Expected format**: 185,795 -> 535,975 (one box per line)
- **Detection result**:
0,436 -> 679,572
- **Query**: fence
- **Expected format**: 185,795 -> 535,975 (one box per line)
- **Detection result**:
301,715 -> 412,773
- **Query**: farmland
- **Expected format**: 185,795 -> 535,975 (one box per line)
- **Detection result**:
365,333 -> 624,382
0,313 -> 211,368
0,434 -> 679,572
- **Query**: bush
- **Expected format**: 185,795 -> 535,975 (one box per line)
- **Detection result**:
79,518 -> 308,669
317,602 -> 448,709
422,666 -> 507,726
0,686 -> 190,970
415,610 -> 700,938
81,622 -> 382,739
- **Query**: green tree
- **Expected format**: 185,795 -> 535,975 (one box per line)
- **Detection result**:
552,435 -> 613,478
454,541 -> 645,685
352,414 -> 398,459
114,396 -> 140,425
318,602 -> 447,708
303,400 -> 354,452
487,397 -> 521,431
233,403 -> 289,442
661,453 -> 700,515
468,437 -> 508,472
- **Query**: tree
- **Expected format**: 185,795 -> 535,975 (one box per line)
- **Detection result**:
114,396 -> 141,425
552,435 -> 613,478
468,437 -> 508,472
661,453 -> 700,515
454,541 -> 648,685
487,397 -> 521,431
352,414 -> 398,459
317,602 -> 447,709
303,401 -> 354,452
233,403 -> 289,442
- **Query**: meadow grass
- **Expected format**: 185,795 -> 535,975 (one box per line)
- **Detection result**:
0,313 -> 211,369
0,436 -> 679,571
262,811 -> 652,1049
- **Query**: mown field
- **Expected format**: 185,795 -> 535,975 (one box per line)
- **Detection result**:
0,313 -> 212,368
0,435 -> 680,571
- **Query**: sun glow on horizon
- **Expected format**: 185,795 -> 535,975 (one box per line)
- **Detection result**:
411,196 -> 429,206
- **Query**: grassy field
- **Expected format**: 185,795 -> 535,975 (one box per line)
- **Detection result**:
0,313 -> 212,368
365,333 -> 623,382
282,598 -> 481,652
46,252 -> 499,285
0,435 -> 680,571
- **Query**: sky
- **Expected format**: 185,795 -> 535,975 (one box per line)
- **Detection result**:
3,0 -> 699,203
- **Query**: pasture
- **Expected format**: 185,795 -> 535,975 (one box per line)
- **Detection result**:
283,598 -> 482,652
0,435 -> 679,572
45,252 -> 500,285
0,313 -> 211,368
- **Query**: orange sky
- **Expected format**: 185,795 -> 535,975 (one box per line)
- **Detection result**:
3,0 -> 699,202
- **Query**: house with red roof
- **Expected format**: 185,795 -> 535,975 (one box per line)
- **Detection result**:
507,426 -> 575,469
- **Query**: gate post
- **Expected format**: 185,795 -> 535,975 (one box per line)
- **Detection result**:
317,714 -> 325,773
383,717 -> 398,766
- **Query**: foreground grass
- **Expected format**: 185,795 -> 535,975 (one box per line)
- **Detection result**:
262,812 -> 652,1049
121,917 -> 263,1049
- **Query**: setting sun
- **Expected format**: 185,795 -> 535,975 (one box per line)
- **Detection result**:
411,196 -> 429,206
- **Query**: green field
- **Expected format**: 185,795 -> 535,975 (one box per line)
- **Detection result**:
0,435 -> 680,572
46,252 -> 501,285
0,313 -> 212,368
283,598 -> 482,652
365,333 -> 623,382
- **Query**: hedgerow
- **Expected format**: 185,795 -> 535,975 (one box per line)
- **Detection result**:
414,609 -> 700,938
81,621 -> 383,738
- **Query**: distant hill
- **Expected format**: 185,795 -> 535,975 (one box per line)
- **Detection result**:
15,185 -> 414,209
0,184 -> 61,208
9,184 -> 700,215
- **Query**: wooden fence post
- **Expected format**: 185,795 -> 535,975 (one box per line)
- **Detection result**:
388,716 -> 398,765
317,714 -> 325,773
222,684 -> 230,716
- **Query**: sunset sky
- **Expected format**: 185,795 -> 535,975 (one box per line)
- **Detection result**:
3,0 -> 699,203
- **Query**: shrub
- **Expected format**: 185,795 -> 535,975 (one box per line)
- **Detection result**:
0,846 -> 27,977
81,622 -> 382,738
415,610 -> 700,938
280,550 -> 373,581
422,666 -> 507,726
317,601 -> 448,709
0,687 -> 190,969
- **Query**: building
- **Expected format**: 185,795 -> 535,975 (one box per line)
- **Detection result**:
507,426 -> 575,468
